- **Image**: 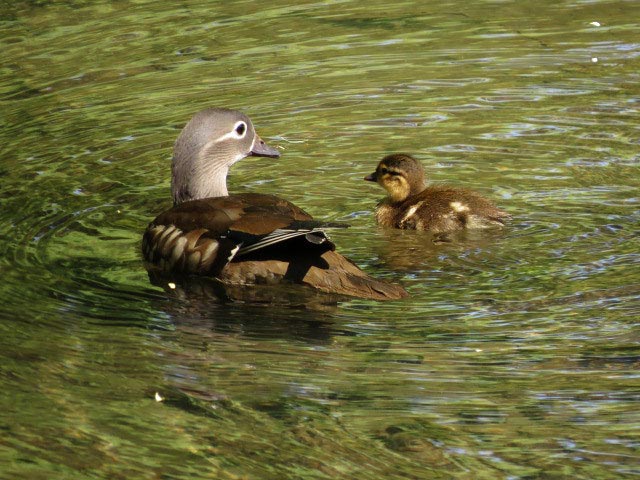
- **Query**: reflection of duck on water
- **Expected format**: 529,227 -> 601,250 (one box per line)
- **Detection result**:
146,270 -> 350,311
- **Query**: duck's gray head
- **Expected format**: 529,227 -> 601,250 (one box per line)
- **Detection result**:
171,108 -> 280,205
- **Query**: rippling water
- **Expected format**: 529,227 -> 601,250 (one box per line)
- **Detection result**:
1,1 -> 639,478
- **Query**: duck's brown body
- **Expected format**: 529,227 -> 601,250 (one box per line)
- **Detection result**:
366,154 -> 510,233
142,108 -> 407,301
143,193 -> 312,276
143,193 -> 405,299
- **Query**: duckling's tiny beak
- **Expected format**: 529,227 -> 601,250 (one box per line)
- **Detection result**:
250,134 -> 280,158
364,172 -> 377,182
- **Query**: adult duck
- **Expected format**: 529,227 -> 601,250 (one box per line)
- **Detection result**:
142,108 -> 407,300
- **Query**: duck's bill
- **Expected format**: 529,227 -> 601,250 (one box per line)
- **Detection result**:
250,135 -> 280,158
364,172 -> 377,182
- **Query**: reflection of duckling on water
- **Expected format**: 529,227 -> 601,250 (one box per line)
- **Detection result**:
372,226 -> 509,272
365,154 -> 511,234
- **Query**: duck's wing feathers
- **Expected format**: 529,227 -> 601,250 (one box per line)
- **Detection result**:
142,193 -> 349,275
150,193 -> 310,234
232,225 -> 337,257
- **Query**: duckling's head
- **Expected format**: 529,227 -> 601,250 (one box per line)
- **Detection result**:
172,108 -> 280,205
364,154 -> 427,203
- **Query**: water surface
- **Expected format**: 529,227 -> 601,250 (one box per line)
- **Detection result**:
1,1 -> 639,478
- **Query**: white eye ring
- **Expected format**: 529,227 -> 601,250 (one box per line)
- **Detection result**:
232,121 -> 247,138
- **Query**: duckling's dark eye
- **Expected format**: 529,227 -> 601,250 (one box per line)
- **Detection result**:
380,167 -> 389,175
234,122 -> 247,136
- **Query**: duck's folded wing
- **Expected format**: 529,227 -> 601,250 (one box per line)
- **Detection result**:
150,194 -> 312,233
230,219 -> 349,257
142,194 -> 348,274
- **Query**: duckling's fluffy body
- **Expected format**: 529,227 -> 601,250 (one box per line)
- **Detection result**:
366,154 -> 510,233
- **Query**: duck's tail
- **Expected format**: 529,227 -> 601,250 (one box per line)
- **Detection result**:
220,250 -> 408,301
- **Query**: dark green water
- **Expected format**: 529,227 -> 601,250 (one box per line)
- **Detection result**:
1,1 -> 638,478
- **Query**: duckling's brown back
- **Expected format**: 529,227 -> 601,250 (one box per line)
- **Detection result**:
377,185 -> 510,232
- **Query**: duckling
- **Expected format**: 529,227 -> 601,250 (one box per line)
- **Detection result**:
142,108 -> 407,300
365,153 -> 511,232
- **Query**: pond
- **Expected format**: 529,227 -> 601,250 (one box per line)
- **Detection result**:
1,1 -> 638,478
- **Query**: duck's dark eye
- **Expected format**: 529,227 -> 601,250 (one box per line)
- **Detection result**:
234,122 -> 247,136
380,167 -> 389,175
